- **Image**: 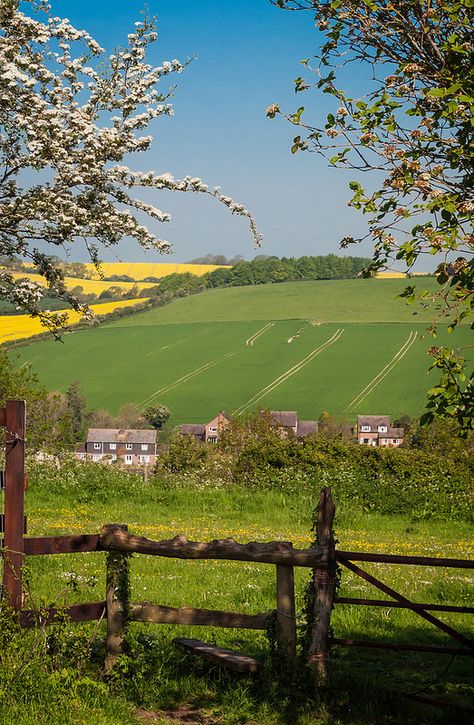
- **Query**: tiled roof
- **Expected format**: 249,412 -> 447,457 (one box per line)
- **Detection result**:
86,428 -> 157,444
387,427 -> 404,438
357,415 -> 391,429
181,424 -> 206,435
296,420 -> 318,437
269,410 -> 298,428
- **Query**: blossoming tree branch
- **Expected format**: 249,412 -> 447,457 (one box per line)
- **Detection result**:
269,0 -> 473,431
0,0 -> 261,332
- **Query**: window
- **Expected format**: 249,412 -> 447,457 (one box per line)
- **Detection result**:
378,426 -> 387,433
361,438 -> 370,445
92,454 -> 102,461
393,439 -> 399,445
109,443 -> 116,450
94,442 -> 101,450
360,425 -> 371,432
139,455 -> 150,463
78,453 -> 86,460
381,438 -> 387,444
126,443 -> 133,450
208,437 -> 217,443
208,426 -> 218,433
125,455 -> 133,464
141,444 -> 148,451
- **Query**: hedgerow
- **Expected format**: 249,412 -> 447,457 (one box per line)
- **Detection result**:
156,428 -> 473,522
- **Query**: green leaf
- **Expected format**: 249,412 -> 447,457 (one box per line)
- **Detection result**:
427,87 -> 451,98
419,412 -> 434,426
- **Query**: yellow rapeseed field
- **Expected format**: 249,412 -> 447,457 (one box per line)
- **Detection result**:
9,271 -> 151,294
374,271 -> 430,278
374,271 -> 407,279
83,262 -> 229,280
0,298 -> 146,345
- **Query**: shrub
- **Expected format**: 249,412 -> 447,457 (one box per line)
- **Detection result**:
27,458 -> 145,503
156,431 -> 208,474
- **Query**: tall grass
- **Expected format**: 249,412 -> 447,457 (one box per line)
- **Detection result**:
1,460 -> 470,724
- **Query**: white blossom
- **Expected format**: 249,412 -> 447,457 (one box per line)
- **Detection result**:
0,0 -> 261,327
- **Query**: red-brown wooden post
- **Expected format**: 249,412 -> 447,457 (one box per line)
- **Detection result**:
3,400 -> 26,611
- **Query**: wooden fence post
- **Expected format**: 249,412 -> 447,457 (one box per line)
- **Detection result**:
103,524 -> 130,671
308,487 -> 336,683
3,400 -> 26,612
276,562 -> 297,677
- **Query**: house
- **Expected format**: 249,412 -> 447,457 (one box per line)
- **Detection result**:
357,415 -> 404,447
180,410 -> 318,443
75,428 -> 157,465
180,412 -> 230,443
266,411 -> 318,438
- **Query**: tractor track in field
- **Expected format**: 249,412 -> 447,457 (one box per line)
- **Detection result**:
245,321 -> 275,346
138,352 -> 236,406
234,328 -> 344,415
344,330 -> 418,413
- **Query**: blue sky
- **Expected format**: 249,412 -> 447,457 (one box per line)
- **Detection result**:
33,0 -> 375,263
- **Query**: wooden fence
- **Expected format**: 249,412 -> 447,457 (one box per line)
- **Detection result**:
1,400 -> 473,681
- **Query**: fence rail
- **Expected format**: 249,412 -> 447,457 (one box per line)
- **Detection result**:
337,550 -> 474,569
99,526 -> 325,566
23,534 -> 101,555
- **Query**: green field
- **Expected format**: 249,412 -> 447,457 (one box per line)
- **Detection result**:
14,279 -> 470,422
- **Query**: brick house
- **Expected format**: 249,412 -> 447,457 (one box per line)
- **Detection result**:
76,428 -> 157,465
266,410 -> 318,439
180,412 -> 230,443
357,415 -> 404,447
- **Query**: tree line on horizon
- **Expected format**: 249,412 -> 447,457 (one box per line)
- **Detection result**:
139,253 -> 375,299
203,253 -> 373,286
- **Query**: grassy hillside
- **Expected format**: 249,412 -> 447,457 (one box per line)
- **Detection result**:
13,278 -> 469,422
105,278 -> 441,324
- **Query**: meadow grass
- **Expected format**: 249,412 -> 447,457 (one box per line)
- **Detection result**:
13,480 -> 474,725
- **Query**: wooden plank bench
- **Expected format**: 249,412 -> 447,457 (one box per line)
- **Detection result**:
172,637 -> 262,674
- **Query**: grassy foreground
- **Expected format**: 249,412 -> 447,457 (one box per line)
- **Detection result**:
2,468 -> 472,725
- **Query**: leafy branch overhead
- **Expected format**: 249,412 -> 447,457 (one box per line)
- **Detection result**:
0,0 -> 261,330
269,0 -> 473,431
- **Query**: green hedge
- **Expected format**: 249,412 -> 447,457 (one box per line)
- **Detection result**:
157,434 -> 473,522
